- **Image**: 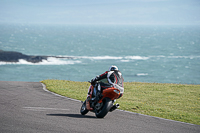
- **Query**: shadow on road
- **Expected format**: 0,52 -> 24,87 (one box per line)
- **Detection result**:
46,113 -> 96,119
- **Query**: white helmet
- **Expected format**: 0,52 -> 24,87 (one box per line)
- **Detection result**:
108,65 -> 118,71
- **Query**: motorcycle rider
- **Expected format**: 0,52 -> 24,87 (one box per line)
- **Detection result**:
86,65 -> 124,110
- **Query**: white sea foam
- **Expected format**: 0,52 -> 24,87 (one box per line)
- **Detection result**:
74,56 -> 123,60
120,60 -> 130,62
136,73 -> 148,76
0,55 -> 148,65
148,55 -> 200,59
0,57 -> 81,65
59,55 -> 200,60
68,55 -> 149,60
37,57 -> 81,65
125,56 -> 149,60
167,56 -> 200,59
1,55 -> 199,65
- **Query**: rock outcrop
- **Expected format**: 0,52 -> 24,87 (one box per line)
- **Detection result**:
0,50 -> 70,63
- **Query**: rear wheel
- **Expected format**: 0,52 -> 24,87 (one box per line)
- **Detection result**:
80,100 -> 89,115
95,98 -> 113,118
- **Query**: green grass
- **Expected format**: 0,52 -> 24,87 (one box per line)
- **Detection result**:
41,79 -> 200,125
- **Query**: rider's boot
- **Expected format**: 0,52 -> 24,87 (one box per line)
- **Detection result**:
86,96 -> 93,110
109,103 -> 120,112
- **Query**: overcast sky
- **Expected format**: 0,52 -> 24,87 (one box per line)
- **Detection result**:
0,0 -> 200,25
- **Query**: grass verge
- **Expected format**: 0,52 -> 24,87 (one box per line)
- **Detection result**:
41,79 -> 200,125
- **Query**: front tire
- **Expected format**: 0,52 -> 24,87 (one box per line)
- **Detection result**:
80,100 -> 89,115
95,98 -> 113,118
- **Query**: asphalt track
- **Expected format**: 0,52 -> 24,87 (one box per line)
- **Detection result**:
0,81 -> 199,133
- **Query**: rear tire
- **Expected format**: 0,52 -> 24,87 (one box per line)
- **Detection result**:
95,98 -> 113,118
80,100 -> 89,115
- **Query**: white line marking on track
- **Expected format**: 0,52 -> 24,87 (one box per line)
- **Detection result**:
23,107 -> 70,111
41,82 -> 196,126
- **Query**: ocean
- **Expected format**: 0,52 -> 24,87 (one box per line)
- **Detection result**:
0,23 -> 200,84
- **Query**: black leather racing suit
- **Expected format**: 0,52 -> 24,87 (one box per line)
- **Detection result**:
91,70 -> 124,97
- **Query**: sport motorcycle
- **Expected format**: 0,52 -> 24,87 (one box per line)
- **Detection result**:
80,81 -> 121,118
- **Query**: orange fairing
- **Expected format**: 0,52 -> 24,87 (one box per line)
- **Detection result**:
86,85 -> 120,110
98,87 -> 120,103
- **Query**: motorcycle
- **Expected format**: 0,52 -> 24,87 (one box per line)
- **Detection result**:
80,81 -> 121,118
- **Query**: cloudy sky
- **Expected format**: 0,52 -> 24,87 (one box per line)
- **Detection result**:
0,0 -> 200,25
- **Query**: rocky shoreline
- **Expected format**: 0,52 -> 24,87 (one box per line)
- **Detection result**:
0,50 -> 72,63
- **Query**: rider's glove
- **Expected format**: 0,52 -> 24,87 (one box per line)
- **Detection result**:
91,75 -> 99,85
91,78 -> 95,83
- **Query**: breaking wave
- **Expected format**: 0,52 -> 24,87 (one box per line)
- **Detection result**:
75,56 -> 123,60
0,57 -> 81,65
1,55 -> 199,65
68,55 -> 200,60
68,55 -> 149,60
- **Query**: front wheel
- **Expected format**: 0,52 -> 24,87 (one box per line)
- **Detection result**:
80,100 -> 89,115
95,98 -> 113,118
